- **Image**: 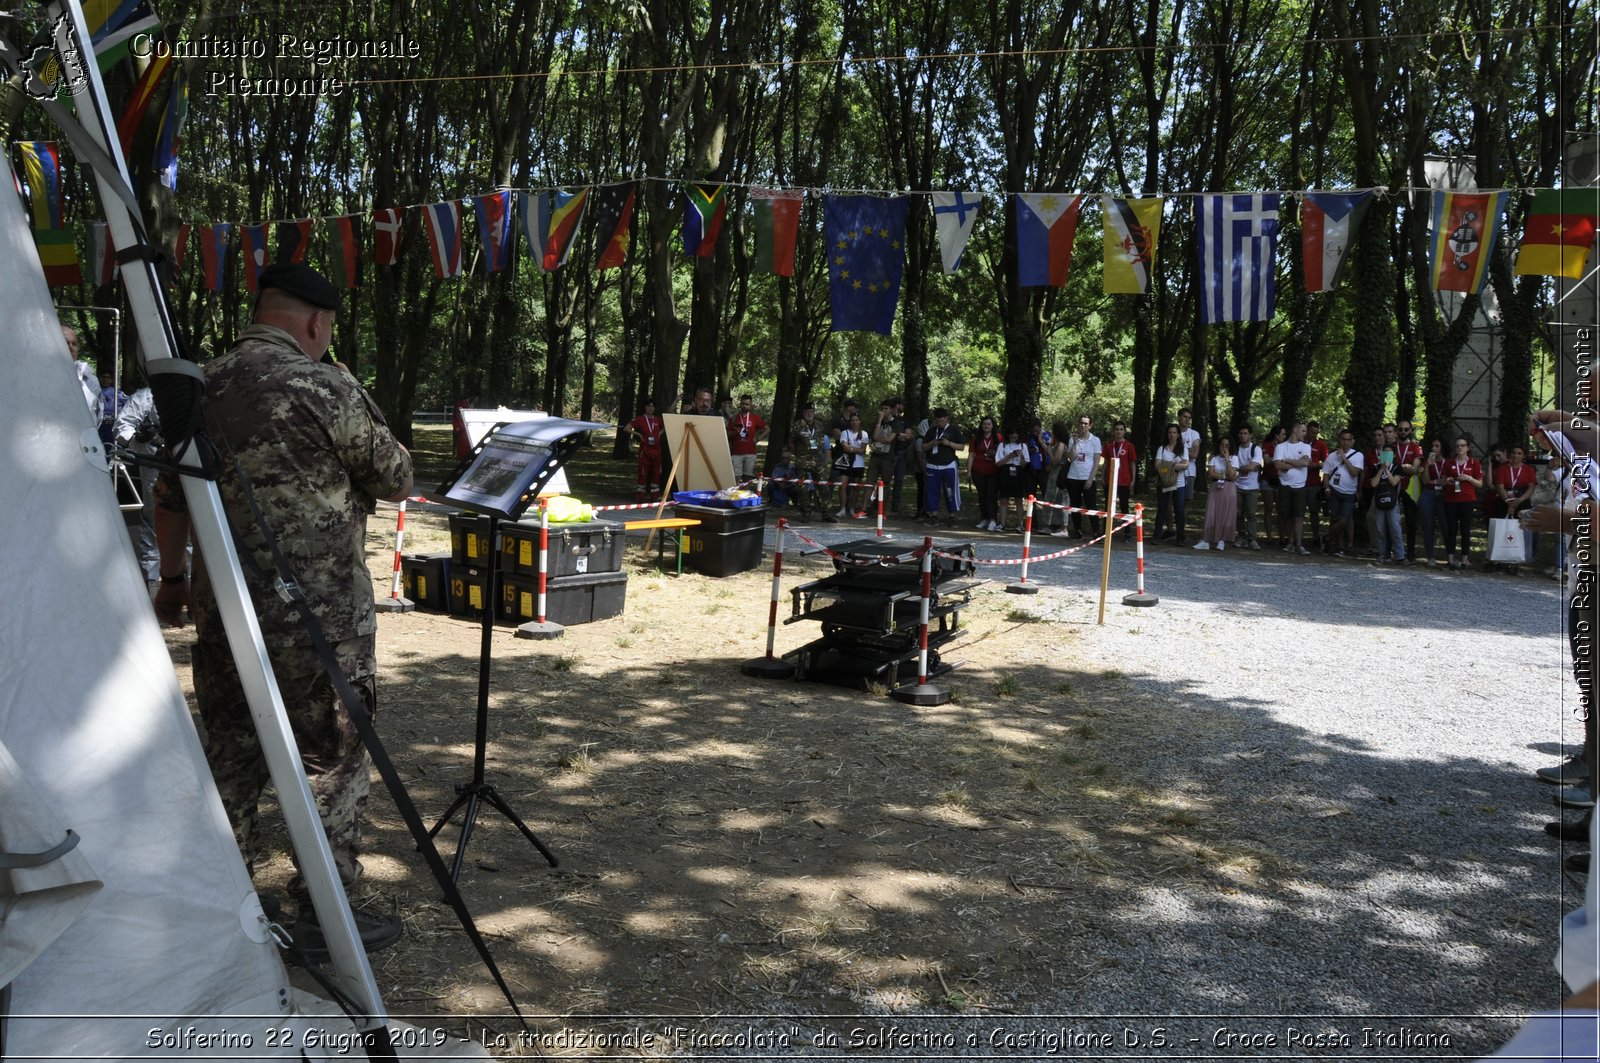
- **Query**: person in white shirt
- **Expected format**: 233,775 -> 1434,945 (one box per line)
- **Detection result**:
62,324 -> 98,420
1059,415 -> 1102,539
1178,407 -> 1202,538
995,429 -> 1030,532
1195,438 -> 1238,550
1273,421 -> 1315,555
833,413 -> 870,518
1154,423 -> 1191,546
1320,428 -> 1364,557
1233,425 -> 1264,549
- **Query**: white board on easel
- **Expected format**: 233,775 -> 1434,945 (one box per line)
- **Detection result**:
457,408 -> 572,494
661,414 -> 734,491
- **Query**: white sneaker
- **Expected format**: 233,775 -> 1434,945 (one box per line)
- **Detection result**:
1193,541 -> 1210,550
1217,541 -> 1226,552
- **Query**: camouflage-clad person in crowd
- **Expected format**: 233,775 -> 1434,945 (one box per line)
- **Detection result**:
167,263 -> 412,955
789,401 -> 836,522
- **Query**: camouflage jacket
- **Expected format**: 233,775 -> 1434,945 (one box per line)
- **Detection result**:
193,324 -> 411,652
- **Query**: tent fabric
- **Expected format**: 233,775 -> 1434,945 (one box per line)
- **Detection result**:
0,737 -> 103,988
0,145 -> 299,1058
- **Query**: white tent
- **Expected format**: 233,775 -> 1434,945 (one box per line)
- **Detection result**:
0,136 -> 480,1060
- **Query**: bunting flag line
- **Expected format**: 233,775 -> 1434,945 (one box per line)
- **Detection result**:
473,191 -> 515,273
751,187 -> 804,276
1516,188 -> 1600,279
17,142 -> 66,229
372,207 -> 403,266
326,214 -> 362,289
1301,191 -> 1372,293
517,191 -> 542,268
682,183 -> 728,258
116,52 -> 171,153
34,227 -> 82,288
422,200 -> 464,279
824,193 -> 909,335
275,219 -> 314,265
1430,189 -> 1508,293
173,223 -> 190,271
87,221 -> 117,285
1197,193 -> 1281,324
931,191 -> 983,274
241,223 -> 270,291
592,182 -> 637,271
540,188 -> 588,270
1103,196 -> 1163,294
198,224 -> 230,291
152,68 -> 188,191
1015,192 -> 1082,288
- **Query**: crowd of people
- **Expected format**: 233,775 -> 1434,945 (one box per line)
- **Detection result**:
655,396 -> 1565,574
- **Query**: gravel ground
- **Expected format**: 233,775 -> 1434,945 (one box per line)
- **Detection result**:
732,514 -> 1581,1059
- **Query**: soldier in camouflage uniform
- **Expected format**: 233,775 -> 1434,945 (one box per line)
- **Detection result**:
180,264 -> 412,940
789,401 -> 836,522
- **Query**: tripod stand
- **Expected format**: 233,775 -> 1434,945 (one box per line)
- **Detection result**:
428,513 -> 559,881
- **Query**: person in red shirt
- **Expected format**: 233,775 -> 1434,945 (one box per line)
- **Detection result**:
1390,420 -> 1423,564
726,394 -> 768,481
1103,420 -> 1137,542
1493,443 -> 1538,573
967,416 -> 1001,532
626,398 -> 665,502
1441,437 -> 1485,571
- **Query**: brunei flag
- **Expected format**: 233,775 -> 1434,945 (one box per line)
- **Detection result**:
1103,196 -> 1163,294
326,215 -> 362,289
1014,192 -> 1083,288
750,187 -> 804,276
682,183 -> 727,258
1516,188 -> 1600,279
592,182 -> 636,270
1430,189 -> 1508,293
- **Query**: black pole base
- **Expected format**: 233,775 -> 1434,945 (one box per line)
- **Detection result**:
1004,582 -> 1041,595
428,781 -> 559,884
1121,591 -> 1160,607
741,656 -> 796,679
891,681 -> 952,706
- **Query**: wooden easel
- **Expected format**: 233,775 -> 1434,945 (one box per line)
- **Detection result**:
645,420 -> 722,553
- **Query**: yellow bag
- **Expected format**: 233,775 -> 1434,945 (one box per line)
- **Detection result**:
543,495 -> 594,523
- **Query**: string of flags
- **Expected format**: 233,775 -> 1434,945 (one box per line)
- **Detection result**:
11,143 -> 1600,333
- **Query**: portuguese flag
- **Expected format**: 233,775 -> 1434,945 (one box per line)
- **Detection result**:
1516,188 -> 1600,279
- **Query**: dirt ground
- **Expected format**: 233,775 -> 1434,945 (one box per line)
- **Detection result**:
153,428 -> 1298,1053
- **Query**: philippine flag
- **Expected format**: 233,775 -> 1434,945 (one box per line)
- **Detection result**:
1014,192 -> 1083,288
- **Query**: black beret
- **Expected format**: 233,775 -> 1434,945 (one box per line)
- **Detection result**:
259,263 -> 340,310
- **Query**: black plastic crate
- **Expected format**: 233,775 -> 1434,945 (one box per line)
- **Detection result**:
449,512 -> 494,567
447,565 -> 494,620
674,502 -> 767,577
401,553 -> 451,611
498,571 -> 627,626
500,518 -> 624,578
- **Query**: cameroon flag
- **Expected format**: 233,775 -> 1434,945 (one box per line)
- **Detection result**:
1516,188 -> 1600,279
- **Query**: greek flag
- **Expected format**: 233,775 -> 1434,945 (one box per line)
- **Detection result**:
1197,193 -> 1281,324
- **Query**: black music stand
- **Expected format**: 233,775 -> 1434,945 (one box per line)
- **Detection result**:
429,417 -> 606,881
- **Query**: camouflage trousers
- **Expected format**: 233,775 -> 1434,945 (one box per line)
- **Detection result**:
193,635 -> 376,893
792,458 -> 831,517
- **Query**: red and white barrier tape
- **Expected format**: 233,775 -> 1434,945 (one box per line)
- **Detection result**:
592,499 -> 678,513
931,515 -> 1138,566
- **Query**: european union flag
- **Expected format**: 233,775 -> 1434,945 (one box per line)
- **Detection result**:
825,194 -> 909,335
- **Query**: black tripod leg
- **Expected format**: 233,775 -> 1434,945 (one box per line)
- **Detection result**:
481,787 -> 560,867
446,790 -> 484,884
427,786 -> 473,841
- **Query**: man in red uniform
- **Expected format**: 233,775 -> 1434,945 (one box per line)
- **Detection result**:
726,394 -> 768,481
1391,420 -> 1423,565
626,398 -> 665,501
1103,420 -> 1137,541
